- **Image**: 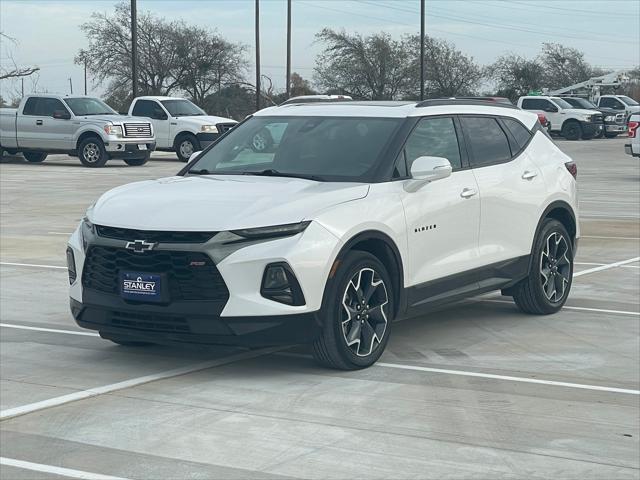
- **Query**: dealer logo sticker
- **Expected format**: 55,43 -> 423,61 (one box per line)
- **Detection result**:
120,272 -> 162,301
123,276 -> 156,295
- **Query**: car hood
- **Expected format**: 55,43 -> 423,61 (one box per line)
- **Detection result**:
626,105 -> 640,114
80,115 -> 151,124
89,175 -> 369,231
174,115 -> 237,126
563,108 -> 601,116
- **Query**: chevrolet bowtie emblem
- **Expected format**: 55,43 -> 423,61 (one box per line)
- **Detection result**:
125,239 -> 156,252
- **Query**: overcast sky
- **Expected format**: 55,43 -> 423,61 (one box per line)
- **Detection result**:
1,0 -> 639,100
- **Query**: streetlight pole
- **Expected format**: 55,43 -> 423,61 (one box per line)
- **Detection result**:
420,0 -> 425,101
131,0 -> 138,98
255,0 -> 261,111
84,60 -> 88,95
286,0 -> 292,98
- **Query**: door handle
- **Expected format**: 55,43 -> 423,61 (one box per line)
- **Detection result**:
460,187 -> 477,198
521,170 -> 537,180
36,120 -> 43,126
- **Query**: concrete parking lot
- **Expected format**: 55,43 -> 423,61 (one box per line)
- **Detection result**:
1,137 -> 638,479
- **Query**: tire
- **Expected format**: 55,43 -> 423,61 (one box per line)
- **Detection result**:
250,128 -> 274,153
604,132 -> 618,139
593,127 -> 604,139
123,154 -> 150,166
23,151 -> 47,163
78,137 -> 108,167
312,251 -> 394,370
561,121 -> 582,141
175,134 -> 200,162
511,218 -> 573,315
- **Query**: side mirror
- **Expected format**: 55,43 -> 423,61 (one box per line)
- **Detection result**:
544,106 -> 558,113
188,151 -> 202,163
53,110 -> 71,120
410,156 -> 452,182
152,111 -> 168,120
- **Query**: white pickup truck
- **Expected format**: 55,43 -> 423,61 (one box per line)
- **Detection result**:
0,94 -> 155,167
596,95 -> 640,122
625,114 -> 639,158
518,95 -> 603,140
128,96 -> 237,161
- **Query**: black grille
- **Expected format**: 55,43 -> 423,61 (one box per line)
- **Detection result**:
592,114 -> 603,123
123,122 -> 152,138
110,310 -> 191,333
96,225 -> 216,244
217,123 -> 236,133
82,246 -> 229,303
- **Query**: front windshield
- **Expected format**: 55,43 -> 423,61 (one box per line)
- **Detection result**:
160,99 -> 205,116
551,97 -> 574,109
64,98 -> 117,116
620,96 -> 639,106
566,98 -> 596,109
187,116 -> 403,182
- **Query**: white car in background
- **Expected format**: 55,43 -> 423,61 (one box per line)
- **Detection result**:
128,96 -> 237,161
67,99 -> 579,370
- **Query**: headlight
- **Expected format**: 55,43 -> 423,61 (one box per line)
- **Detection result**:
582,115 -> 592,122
201,125 -> 219,133
80,216 -> 95,252
104,125 -> 123,137
231,221 -> 311,240
605,115 -> 615,122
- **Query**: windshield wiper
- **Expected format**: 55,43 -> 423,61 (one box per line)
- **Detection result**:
188,169 -> 212,175
241,169 -> 323,181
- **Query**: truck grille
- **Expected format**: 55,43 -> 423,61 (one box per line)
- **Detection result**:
82,246 -> 229,303
217,123 -> 236,133
96,225 -> 216,244
616,113 -> 626,124
123,123 -> 152,138
592,114 -> 603,123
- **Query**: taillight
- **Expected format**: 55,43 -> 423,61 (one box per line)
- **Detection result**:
565,161 -> 577,180
629,121 -> 639,138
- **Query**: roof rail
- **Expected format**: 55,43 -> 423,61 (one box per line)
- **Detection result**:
415,99 -> 519,110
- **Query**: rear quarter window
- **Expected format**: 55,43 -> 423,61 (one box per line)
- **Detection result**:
22,98 -> 39,115
502,117 -> 532,151
460,116 -> 512,167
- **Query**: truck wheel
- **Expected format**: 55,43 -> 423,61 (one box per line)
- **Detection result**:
124,154 -> 150,166
23,152 -> 47,163
250,128 -> 274,153
561,121 -> 582,141
175,134 -> 200,162
78,137 -> 108,167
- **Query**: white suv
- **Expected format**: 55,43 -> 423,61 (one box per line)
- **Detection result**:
67,100 -> 579,369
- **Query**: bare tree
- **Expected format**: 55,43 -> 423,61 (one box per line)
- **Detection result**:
0,33 -> 39,80
406,35 -> 483,98
488,54 -> 544,101
314,29 -> 412,100
538,43 -> 595,89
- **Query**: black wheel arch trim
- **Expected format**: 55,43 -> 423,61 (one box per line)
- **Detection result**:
531,200 -> 577,264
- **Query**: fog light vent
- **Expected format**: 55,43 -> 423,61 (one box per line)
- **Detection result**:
261,262 -> 305,306
66,247 -> 77,284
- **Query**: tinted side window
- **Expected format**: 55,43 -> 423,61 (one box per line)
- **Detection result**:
132,100 -> 157,117
502,118 -> 532,151
521,99 -> 552,110
22,97 -> 39,115
403,117 -> 462,170
35,97 -> 66,117
461,117 -> 511,167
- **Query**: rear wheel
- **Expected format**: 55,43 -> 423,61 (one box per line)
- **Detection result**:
511,219 -> 573,315
175,134 -> 200,162
78,137 -> 108,167
23,151 -> 47,163
561,121 -> 582,141
312,251 -> 394,370
124,154 -> 150,166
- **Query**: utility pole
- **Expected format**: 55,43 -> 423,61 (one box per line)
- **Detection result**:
21,78 -> 24,97
255,0 -> 261,111
84,60 -> 88,95
68,77 -> 73,94
286,0 -> 292,98
420,0 -> 425,101
131,0 -> 139,98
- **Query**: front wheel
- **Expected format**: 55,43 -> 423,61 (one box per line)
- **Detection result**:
561,121 -> 582,141
124,154 -> 150,166
23,151 -> 47,163
175,134 -> 200,162
312,251 -> 394,370
511,219 -> 573,315
78,137 -> 108,167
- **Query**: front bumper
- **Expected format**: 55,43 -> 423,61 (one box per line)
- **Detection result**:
196,132 -> 222,149
104,140 -> 156,158
580,121 -> 602,137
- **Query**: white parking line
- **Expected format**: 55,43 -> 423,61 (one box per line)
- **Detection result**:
0,261 -> 66,270
47,231 -> 74,235
0,346 -> 284,421
0,457 -> 129,480
0,323 -> 99,337
481,299 -> 639,316
376,363 -> 640,395
576,262 -> 639,269
581,235 -> 639,240
573,256 -> 640,277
